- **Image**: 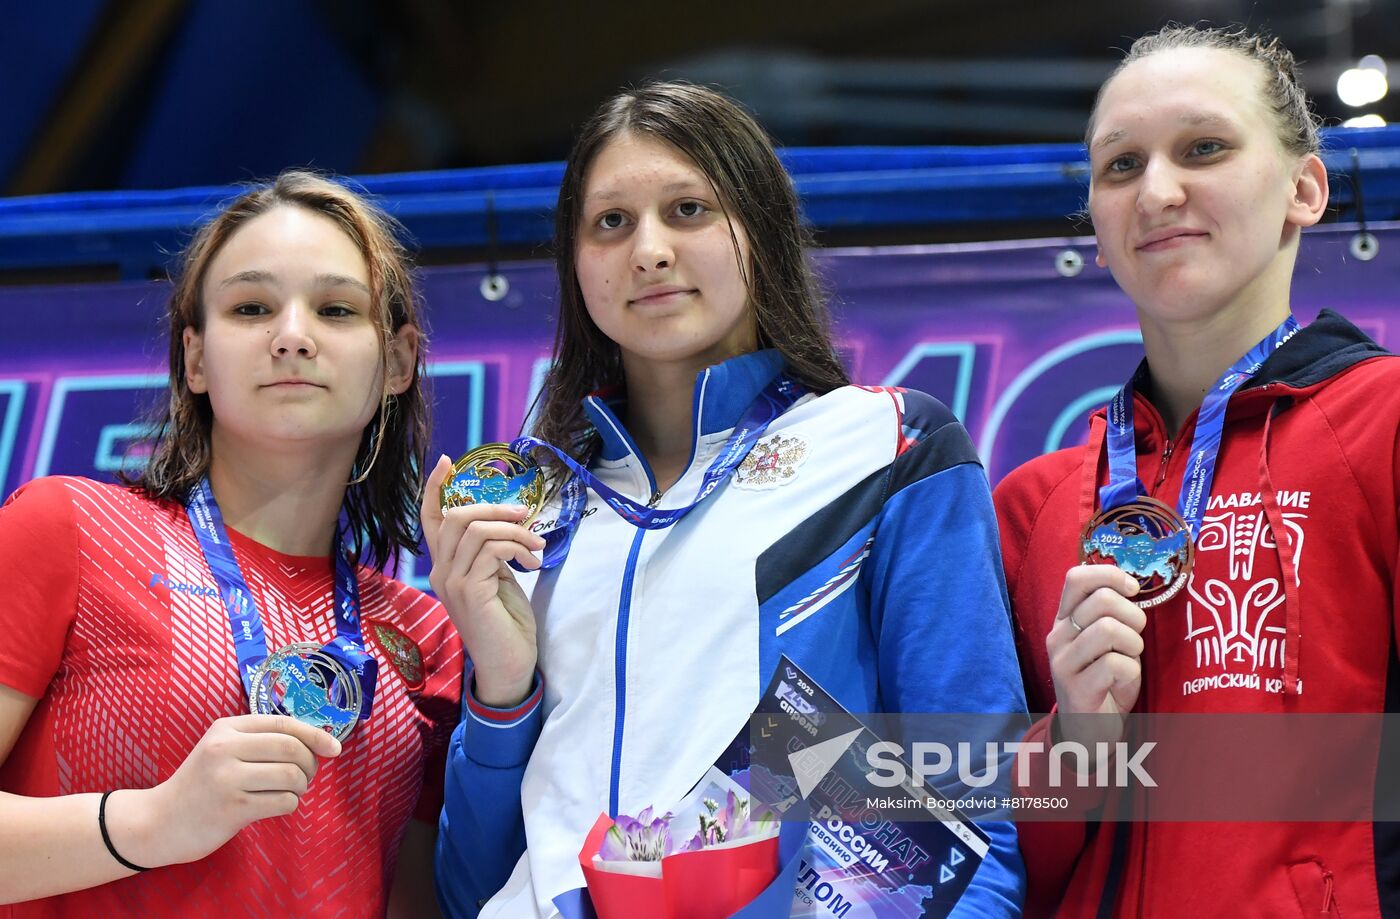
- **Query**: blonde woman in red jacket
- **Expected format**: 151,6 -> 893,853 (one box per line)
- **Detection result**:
995,24 -> 1400,918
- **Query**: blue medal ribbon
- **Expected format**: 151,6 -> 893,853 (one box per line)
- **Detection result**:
186,479 -> 378,720
515,374 -> 804,569
1100,315 -> 1300,539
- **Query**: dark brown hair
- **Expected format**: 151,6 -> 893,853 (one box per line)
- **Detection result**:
530,81 -> 849,466
1087,24 -> 1322,157
127,169 -> 429,570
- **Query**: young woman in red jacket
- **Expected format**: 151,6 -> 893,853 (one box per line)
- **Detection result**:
995,24 -> 1399,918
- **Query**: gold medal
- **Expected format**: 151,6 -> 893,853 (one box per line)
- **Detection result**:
440,443 -> 545,524
1080,497 -> 1195,608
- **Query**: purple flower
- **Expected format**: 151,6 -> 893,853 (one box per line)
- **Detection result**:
597,806 -> 675,862
598,793 -> 776,863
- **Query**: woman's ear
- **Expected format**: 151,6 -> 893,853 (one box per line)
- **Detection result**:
1287,153 -> 1329,229
384,325 -> 420,396
183,327 -> 208,393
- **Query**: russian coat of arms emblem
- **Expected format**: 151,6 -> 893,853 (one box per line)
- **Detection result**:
734,434 -> 809,490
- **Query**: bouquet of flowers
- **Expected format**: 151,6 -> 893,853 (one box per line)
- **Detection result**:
575,777 -> 785,919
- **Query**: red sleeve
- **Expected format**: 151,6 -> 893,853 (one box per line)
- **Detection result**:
1393,399 -> 1400,668
0,477 -> 81,698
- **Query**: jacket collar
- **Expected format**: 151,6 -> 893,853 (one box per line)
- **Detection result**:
583,349 -> 786,462
1124,308 -> 1389,402
1112,309 -> 1391,445
1246,308 -> 1388,390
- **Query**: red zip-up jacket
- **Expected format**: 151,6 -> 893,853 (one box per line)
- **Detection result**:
994,311 -> 1400,918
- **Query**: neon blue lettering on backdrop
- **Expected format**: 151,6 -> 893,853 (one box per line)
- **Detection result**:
978,330 -> 1145,479
0,380 -> 27,494
881,341 -> 978,423
32,373 -> 165,479
427,360 -> 488,463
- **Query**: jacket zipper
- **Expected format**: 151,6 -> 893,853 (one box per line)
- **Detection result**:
607,450 -> 658,819
1150,439 -> 1174,492
609,525 -> 647,818
607,379 -> 709,815
1146,381 -> 1274,495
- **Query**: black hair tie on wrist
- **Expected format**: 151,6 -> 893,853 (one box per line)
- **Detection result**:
98,790 -> 151,872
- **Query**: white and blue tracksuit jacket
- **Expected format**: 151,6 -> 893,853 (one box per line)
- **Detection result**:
436,349 -> 1028,917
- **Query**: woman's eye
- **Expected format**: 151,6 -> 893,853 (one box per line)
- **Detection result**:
597,212 -> 627,230
233,302 -> 267,316
321,303 -> 355,318
1190,139 -> 1225,157
674,200 -> 708,218
1105,155 -> 1140,174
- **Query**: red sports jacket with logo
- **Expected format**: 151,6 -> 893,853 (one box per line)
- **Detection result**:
994,310 -> 1400,918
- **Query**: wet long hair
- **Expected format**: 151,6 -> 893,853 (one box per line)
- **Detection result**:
530,82 -> 849,467
126,169 -> 430,570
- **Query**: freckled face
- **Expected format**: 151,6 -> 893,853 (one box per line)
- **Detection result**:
573,133 -> 757,372
1088,47 -> 1318,324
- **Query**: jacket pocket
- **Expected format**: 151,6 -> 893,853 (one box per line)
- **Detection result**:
1288,858 -> 1341,917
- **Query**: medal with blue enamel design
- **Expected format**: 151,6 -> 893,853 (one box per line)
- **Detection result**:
248,642 -> 365,742
441,443 -> 545,523
1080,497 -> 1194,608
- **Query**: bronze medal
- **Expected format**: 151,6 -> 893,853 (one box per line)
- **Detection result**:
1080,497 -> 1195,608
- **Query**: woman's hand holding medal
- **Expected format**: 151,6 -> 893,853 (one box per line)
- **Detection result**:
423,454 -> 542,708
1049,565 -> 1145,750
106,714 -> 341,868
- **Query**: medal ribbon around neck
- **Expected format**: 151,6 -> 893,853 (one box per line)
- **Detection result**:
186,479 -> 378,737
447,373 -> 804,571
1085,315 -> 1300,605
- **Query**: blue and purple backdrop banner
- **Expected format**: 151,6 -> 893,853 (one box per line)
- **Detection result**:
1,223 -> 1395,588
